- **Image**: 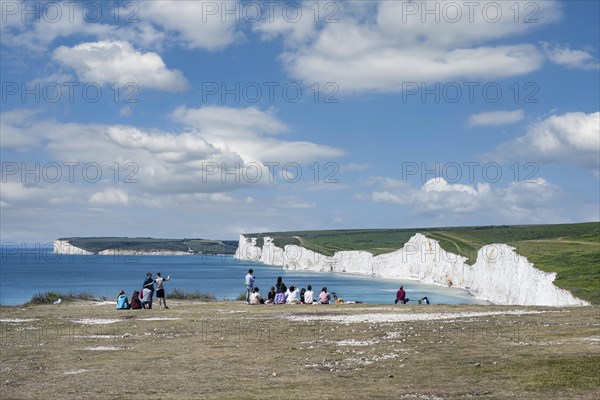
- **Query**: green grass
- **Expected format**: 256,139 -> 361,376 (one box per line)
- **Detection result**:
1,301 -> 598,399
247,222 -> 600,304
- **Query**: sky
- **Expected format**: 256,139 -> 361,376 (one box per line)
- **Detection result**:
1,0 -> 599,243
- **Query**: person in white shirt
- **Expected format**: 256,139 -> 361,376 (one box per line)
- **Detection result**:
154,272 -> 170,309
303,285 -> 314,304
249,287 -> 262,305
245,269 -> 255,304
286,285 -> 300,304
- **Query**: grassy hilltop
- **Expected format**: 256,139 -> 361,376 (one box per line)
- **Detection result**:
60,237 -> 238,255
1,301 -> 598,399
246,222 -> 600,304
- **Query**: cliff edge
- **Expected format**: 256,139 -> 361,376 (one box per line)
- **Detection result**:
234,233 -> 589,306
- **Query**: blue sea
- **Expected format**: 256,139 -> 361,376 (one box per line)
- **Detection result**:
0,247 -> 488,306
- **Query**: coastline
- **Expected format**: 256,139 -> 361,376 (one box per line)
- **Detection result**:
234,233 -> 590,307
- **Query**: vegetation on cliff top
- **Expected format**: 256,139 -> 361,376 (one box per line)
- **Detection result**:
59,237 -> 238,255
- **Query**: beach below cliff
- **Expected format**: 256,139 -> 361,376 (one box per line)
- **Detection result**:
1,300 -> 598,399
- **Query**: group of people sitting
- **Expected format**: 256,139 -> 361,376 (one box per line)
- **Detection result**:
116,289 -> 145,309
248,276 -> 347,305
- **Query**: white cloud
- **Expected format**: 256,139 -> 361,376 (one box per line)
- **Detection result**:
89,188 -> 129,205
1,107 -> 344,199
141,0 -> 241,50
369,177 -> 561,222
172,106 -> 288,138
53,41 -> 188,91
171,105 -> 345,164
253,2 -> 318,46
468,110 -> 525,127
274,1 -> 561,92
0,109 -> 44,150
492,111 -> 600,172
543,43 -> 600,70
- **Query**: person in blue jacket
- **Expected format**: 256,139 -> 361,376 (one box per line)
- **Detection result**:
116,290 -> 130,309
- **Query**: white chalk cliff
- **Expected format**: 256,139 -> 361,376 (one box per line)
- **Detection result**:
53,240 -> 93,255
234,234 -> 589,306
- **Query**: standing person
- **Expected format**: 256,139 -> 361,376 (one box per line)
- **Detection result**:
318,287 -> 330,304
274,276 -> 286,304
155,272 -> 171,309
143,272 -> 155,308
245,269 -> 255,304
304,285 -> 314,304
395,285 -> 406,304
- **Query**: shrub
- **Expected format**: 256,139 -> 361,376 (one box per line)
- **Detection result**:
235,292 -> 247,301
169,288 -> 217,302
26,291 -> 96,305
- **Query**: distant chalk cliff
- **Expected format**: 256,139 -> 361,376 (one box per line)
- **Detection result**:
234,234 -> 589,306
53,240 -> 192,256
53,240 -> 93,255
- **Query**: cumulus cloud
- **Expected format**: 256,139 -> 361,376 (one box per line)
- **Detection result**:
543,43 -> 600,70
253,2 -> 319,45
491,111 -> 600,172
171,105 -> 345,164
468,110 -> 525,127
273,0 -> 561,92
171,106 -> 288,138
53,41 -> 188,91
89,188 -> 129,205
1,106 -> 345,199
0,2 -> 167,53
368,177 -> 561,222
0,109 -> 44,150
141,0 -> 241,50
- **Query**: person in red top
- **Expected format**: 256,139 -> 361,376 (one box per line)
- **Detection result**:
395,285 -> 406,304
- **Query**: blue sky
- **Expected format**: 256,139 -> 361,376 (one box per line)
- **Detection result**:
1,0 -> 599,242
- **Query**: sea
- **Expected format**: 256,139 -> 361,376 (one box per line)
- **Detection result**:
0,247 -> 488,306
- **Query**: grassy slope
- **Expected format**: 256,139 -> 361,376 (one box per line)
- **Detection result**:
247,222 -> 600,304
62,237 -> 238,255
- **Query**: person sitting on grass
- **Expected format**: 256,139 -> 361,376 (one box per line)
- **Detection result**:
303,285 -> 314,304
116,290 -> 130,309
274,276 -> 287,304
130,291 -> 142,309
266,286 -> 276,304
395,285 -> 407,304
286,285 -> 300,304
300,287 -> 306,303
318,287 -> 330,304
331,292 -> 344,304
249,287 -> 263,304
